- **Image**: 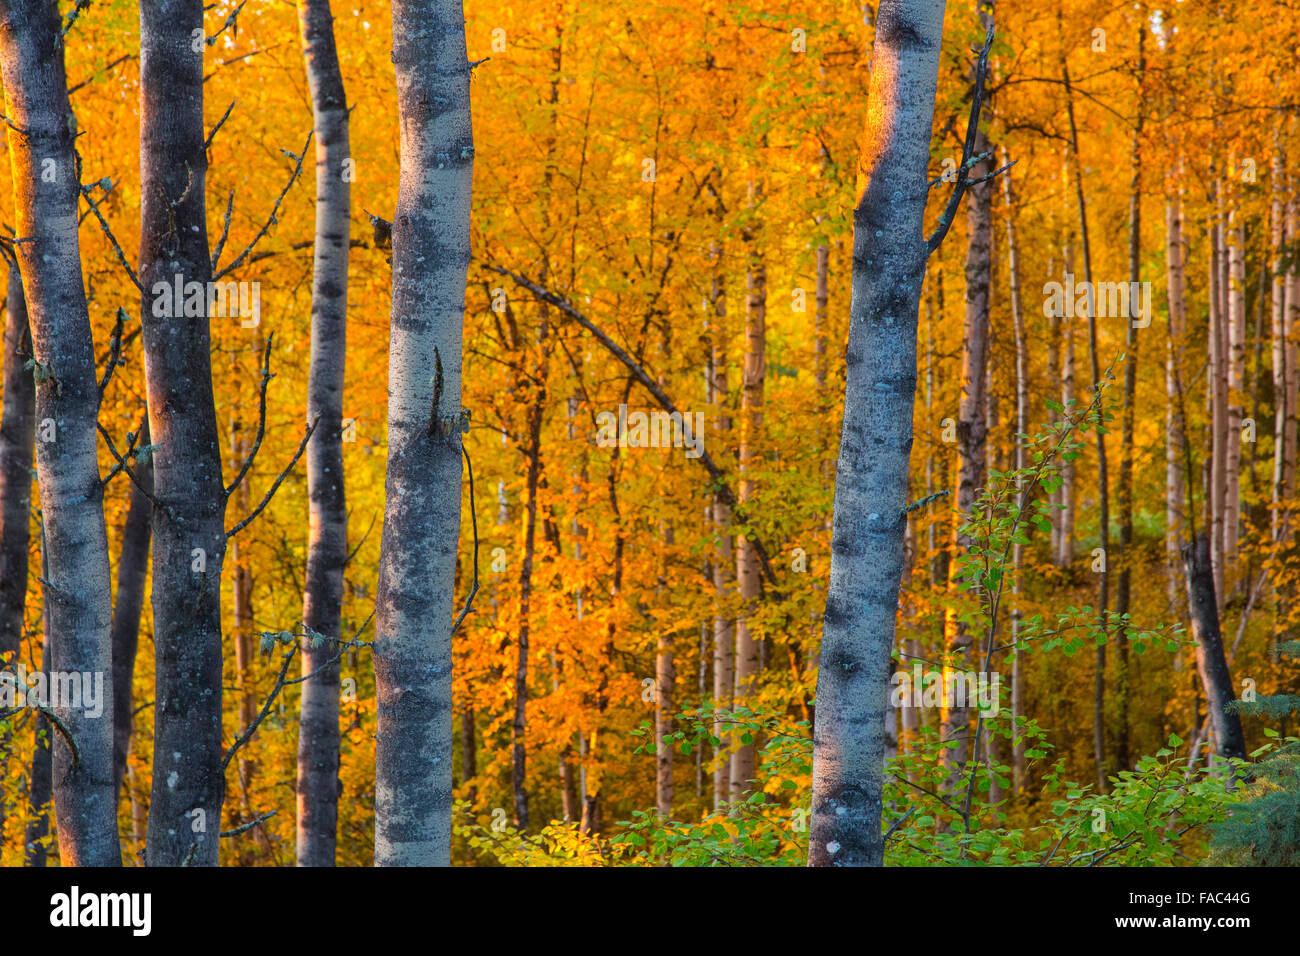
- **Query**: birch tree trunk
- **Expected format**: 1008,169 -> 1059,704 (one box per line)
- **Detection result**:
1165,163 -> 1187,614
297,0 -> 351,867
731,185 -> 765,803
708,248 -> 734,811
374,0 -> 473,866
808,0 -> 947,868
139,0 -> 228,867
0,0 -> 120,866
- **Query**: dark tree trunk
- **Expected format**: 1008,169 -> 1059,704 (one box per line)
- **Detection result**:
140,0 -> 228,867
1182,533 -> 1246,761
111,419 -> 153,805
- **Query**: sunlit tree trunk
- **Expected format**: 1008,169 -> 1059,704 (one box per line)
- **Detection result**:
1001,154 -> 1027,793
1063,56 -> 1109,793
139,0 -> 228,867
708,246 -> 734,811
0,0 -> 120,866
296,0 -> 351,867
1165,158 -> 1187,616
808,0 -> 947,868
731,184 -> 765,803
373,0 -> 473,866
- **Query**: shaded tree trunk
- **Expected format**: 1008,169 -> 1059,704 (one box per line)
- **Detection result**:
111,419 -> 153,805
1182,533 -> 1245,761
140,0 -> 228,867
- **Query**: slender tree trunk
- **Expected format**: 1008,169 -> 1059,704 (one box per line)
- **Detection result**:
296,0 -> 351,867
1182,533 -> 1245,760
139,0 -> 228,867
731,185 -> 765,803
808,0 -> 947,868
1001,154 -> 1027,793
0,261 -> 33,846
1058,239 -> 1077,567
1063,57 -> 1110,793
0,0 -> 120,866
25,603 -> 50,866
1165,162 -> 1187,614
708,248 -> 734,811
1225,189 -> 1246,574
943,121 -> 992,783
0,260 -> 32,662
373,0 -> 473,866
111,419 -> 153,805
1115,48 -> 1143,774
1209,182 -> 1229,608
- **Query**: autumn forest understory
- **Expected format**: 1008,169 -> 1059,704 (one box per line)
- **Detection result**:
0,0 -> 1299,868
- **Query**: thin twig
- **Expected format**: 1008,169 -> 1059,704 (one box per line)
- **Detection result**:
213,133 -> 312,279
225,335 -> 273,498
225,415 -> 319,539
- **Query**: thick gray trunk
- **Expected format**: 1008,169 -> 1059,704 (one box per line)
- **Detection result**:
373,0 -> 473,866
0,0 -> 120,866
296,0 -> 351,868
139,0 -> 228,867
808,0 -> 947,867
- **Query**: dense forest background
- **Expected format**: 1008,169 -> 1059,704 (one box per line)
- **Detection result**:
1,0 -> 1298,867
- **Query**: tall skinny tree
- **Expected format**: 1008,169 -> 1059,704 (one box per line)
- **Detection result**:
373,0 -> 474,866
808,0 -> 955,868
296,0 -> 352,869
140,0 -> 228,866
0,0 -> 120,866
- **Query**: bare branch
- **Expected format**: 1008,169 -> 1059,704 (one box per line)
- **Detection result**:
926,24 -> 998,256
449,443 -> 481,635
225,335 -> 273,498
213,133 -> 312,279
205,99 -> 237,152
488,263 -> 780,588
225,415 -> 319,539
220,808 -> 277,838
97,307 -> 127,403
